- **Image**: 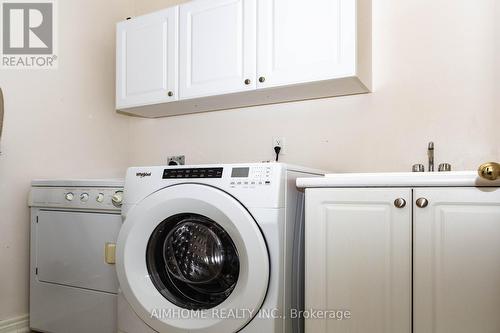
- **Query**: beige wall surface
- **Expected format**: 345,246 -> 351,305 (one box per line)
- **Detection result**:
0,0 -> 134,320
129,0 -> 500,172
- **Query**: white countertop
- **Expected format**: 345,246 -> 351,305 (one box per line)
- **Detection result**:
297,171 -> 500,188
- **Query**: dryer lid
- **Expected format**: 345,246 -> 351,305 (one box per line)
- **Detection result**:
116,183 -> 269,333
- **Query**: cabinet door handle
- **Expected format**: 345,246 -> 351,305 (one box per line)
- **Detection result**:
259,76 -> 266,83
394,198 -> 406,208
167,91 -> 174,97
416,198 -> 429,208
244,79 -> 251,85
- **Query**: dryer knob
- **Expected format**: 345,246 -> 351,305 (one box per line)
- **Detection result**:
111,191 -> 123,207
80,193 -> 89,202
96,193 -> 105,203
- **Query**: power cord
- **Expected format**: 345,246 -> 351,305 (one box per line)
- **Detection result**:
274,146 -> 282,162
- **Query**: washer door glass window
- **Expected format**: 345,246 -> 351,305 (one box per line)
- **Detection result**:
147,213 -> 239,310
116,183 -> 270,333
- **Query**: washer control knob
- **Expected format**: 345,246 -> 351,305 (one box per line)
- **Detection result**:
96,193 -> 105,203
65,192 -> 74,201
111,191 -> 124,207
80,193 -> 89,202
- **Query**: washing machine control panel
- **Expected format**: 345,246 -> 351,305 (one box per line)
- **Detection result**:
160,166 -> 273,188
123,164 -> 295,210
229,166 -> 273,188
159,165 -> 274,188
163,167 -> 223,179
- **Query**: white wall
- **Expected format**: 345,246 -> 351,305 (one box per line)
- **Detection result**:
0,0 -> 134,320
128,0 -> 500,172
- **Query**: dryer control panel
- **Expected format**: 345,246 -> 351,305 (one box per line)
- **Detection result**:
29,187 -> 123,211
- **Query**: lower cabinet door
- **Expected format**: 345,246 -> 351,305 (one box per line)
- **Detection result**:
305,188 -> 412,333
414,188 -> 500,333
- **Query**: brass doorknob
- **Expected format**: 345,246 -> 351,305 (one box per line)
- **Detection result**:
478,162 -> 500,181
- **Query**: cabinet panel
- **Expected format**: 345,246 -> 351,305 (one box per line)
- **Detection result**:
257,0 -> 356,89
414,188 -> 500,333
179,0 -> 256,99
305,188 -> 412,333
116,8 -> 178,109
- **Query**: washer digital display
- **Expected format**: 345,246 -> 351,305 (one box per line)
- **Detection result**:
231,167 -> 250,178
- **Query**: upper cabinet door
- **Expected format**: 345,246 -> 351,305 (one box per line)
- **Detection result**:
257,0 -> 356,89
179,0 -> 257,99
116,8 -> 178,109
305,188 -> 412,333
414,188 -> 500,333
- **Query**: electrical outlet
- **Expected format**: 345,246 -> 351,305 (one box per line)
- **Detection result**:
272,137 -> 286,155
167,155 -> 185,166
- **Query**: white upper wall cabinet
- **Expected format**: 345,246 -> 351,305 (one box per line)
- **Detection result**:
257,0 -> 356,89
116,8 -> 178,109
116,0 -> 371,118
179,0 -> 257,99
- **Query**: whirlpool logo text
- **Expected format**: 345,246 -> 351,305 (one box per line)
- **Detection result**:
136,172 -> 152,178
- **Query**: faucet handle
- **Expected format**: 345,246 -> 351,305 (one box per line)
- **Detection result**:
412,164 -> 425,172
438,163 -> 451,172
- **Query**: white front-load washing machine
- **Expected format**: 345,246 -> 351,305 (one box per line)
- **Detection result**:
116,163 -> 322,333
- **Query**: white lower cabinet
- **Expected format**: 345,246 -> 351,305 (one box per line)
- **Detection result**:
305,188 -> 412,333
305,187 -> 500,333
414,188 -> 500,333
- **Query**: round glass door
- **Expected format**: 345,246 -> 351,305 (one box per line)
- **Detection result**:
116,183 -> 269,333
146,213 -> 240,310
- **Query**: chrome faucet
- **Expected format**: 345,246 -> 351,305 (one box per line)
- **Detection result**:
428,142 -> 434,172
412,142 -> 452,172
